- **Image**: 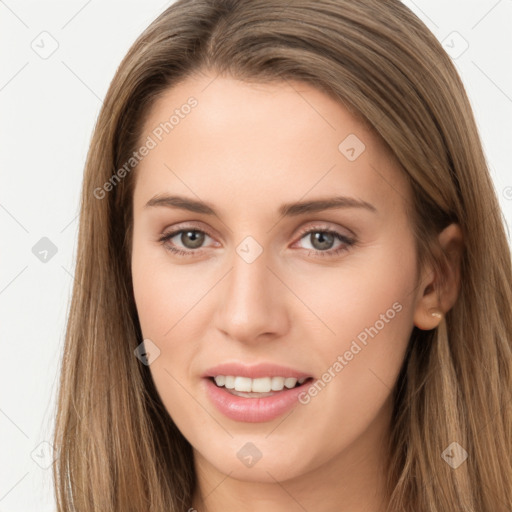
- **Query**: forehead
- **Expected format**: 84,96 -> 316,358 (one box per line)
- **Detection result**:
133,73 -> 410,219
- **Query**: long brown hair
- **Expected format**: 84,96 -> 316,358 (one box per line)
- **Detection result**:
53,0 -> 512,510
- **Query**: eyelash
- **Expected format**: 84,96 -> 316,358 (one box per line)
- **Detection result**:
157,224 -> 356,259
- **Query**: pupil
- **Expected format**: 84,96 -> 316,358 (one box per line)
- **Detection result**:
182,230 -> 204,249
311,232 -> 334,250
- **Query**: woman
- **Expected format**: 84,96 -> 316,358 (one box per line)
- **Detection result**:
53,0 -> 512,510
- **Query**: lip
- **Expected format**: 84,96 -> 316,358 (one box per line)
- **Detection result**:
202,362 -> 314,423
203,377 -> 313,423
202,362 -> 312,380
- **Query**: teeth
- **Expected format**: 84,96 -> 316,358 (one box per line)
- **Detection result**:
213,375 -> 307,392
224,376 -> 235,389
271,376 -> 285,391
214,375 -> 226,387
284,377 -> 298,389
234,376 -> 252,392
252,377 -> 272,393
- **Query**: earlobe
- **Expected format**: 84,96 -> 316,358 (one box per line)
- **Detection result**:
414,303 -> 445,331
428,308 -> 443,319
413,223 -> 464,331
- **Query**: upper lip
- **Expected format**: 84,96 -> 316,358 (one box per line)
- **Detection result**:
203,362 -> 312,380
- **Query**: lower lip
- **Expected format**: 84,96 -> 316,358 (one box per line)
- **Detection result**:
203,378 -> 311,423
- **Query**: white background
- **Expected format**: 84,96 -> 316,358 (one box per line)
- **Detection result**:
1,0 -> 511,510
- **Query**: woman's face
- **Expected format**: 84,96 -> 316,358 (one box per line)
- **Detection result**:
131,72 -> 424,484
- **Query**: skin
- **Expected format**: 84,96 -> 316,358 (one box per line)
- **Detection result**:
130,71 -> 463,512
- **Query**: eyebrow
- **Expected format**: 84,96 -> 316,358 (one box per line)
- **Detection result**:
144,194 -> 377,216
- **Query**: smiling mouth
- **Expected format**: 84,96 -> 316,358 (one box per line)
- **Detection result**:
209,375 -> 314,398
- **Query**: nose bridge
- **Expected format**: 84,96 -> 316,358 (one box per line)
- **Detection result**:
215,240 -> 288,342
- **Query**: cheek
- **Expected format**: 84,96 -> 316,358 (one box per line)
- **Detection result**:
290,235 -> 416,353
131,246 -> 214,445
290,241 -> 417,438
131,238 -> 217,420
131,236 -> 209,340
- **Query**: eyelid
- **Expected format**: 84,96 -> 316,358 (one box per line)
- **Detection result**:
160,221 -> 218,240
160,220 -> 353,241
294,222 -> 355,240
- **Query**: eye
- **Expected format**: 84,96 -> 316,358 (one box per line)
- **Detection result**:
294,225 -> 356,258
158,224 -> 356,258
158,227 -> 216,257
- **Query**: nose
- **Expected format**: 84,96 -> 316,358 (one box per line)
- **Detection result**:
213,246 -> 290,344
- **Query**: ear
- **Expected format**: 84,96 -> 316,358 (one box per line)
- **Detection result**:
413,223 -> 464,330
